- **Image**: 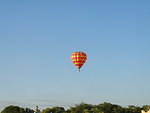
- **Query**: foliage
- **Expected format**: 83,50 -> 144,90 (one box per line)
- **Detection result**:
68,103 -> 93,113
24,108 -> 34,113
1,106 -> 25,113
1,106 -> 34,113
42,107 -> 65,113
1,102 -> 148,113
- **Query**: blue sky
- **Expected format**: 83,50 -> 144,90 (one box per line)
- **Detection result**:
0,0 -> 150,110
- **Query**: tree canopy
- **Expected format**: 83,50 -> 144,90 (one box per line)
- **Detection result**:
1,102 -> 149,113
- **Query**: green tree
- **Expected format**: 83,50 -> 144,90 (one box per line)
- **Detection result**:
127,105 -> 141,113
42,107 -> 66,113
1,105 -> 25,113
24,108 -> 34,113
96,102 -> 114,113
69,103 -> 93,113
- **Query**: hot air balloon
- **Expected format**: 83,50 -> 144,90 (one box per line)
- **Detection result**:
71,51 -> 87,71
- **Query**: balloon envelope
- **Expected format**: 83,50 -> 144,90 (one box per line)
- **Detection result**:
71,51 -> 87,71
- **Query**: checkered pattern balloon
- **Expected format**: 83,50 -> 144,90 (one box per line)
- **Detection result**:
71,51 -> 87,71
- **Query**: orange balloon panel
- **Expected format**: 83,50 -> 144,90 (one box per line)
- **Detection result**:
71,51 -> 87,70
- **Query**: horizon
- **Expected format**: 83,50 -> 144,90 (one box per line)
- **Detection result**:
0,0 -> 150,111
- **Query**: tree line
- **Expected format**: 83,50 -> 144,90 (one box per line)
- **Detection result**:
1,102 -> 150,113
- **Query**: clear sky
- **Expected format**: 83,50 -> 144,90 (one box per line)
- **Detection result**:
0,0 -> 150,110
